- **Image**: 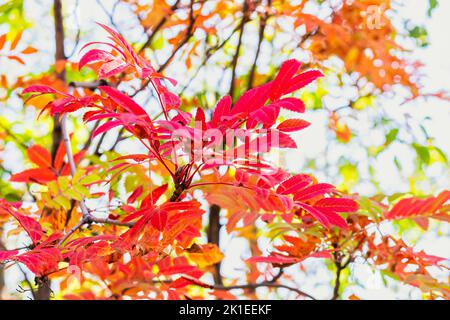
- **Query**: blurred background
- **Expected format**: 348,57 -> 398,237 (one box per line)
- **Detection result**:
0,0 -> 449,299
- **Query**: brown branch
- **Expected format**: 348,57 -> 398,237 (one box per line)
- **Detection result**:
50,0 -> 66,160
131,1 -> 196,98
68,79 -> 108,90
36,0 -> 67,300
58,216 -> 89,245
158,0 -> 196,73
228,1 -> 249,100
106,127 -> 125,152
247,0 -> 270,90
207,204 -> 222,285
206,282 -> 315,300
331,260 -> 344,300
179,18 -> 243,95
138,0 -> 181,53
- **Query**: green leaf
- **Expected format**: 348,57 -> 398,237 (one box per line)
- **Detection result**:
53,195 -> 71,210
413,143 -> 431,166
64,189 -> 84,201
428,0 -> 438,17
385,128 -> 399,146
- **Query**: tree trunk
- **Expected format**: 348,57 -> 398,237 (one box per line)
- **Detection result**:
35,0 -> 66,300
50,0 -> 66,159
207,204 -> 223,285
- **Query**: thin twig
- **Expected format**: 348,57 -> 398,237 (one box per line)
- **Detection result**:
60,114 -> 90,219
228,1 -> 249,100
203,282 -> 315,300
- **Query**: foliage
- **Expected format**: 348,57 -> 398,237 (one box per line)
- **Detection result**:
0,0 -> 448,300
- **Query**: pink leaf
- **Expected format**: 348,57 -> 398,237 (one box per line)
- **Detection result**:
274,98 -> 305,113
276,174 -> 312,195
315,198 -> 359,213
0,250 -> 19,262
283,70 -> 324,95
99,86 -> 149,118
269,59 -> 302,100
9,211 -> 43,244
92,120 -> 122,138
293,183 -> 335,201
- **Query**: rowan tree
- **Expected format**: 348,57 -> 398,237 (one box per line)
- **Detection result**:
0,0 -> 448,300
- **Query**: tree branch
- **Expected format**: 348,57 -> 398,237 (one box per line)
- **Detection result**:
331,260 -> 343,300
199,281 -> 316,300
228,1 -> 249,100
247,0 -> 270,90
207,204 -> 222,285
50,0 -> 66,160
138,0 -> 181,53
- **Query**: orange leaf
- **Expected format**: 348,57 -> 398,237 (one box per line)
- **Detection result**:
6,55 -> 25,64
186,243 -> 224,268
27,145 -> 52,167
21,46 -> 38,55
0,34 -> 6,50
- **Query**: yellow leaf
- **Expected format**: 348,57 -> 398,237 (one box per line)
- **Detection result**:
10,30 -> 23,50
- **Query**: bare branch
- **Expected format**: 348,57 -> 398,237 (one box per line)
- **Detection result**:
212,282 -> 316,300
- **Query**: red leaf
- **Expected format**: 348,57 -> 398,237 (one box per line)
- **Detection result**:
232,82 -> 272,115
276,174 -> 312,195
277,119 -> 310,132
293,183 -> 335,201
211,95 -> 232,126
92,120 -> 122,138
297,201 -> 348,229
10,168 -> 57,184
8,210 -> 43,244
53,141 -> 67,171
127,185 -> 143,204
15,248 -> 61,276
274,98 -> 305,113
142,184 -> 168,207
315,198 -> 359,213
247,254 -> 300,265
269,59 -> 302,101
0,250 -> 19,262
271,131 -> 297,149
22,85 -> 62,95
99,86 -> 149,118
27,145 -> 52,167
315,207 -> 349,229
195,108 -> 207,131
79,49 -> 117,70
150,210 -> 168,231
112,154 -> 149,162
284,70 -> 324,95
249,104 -> 280,127
296,202 -> 332,229
385,190 -> 450,220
